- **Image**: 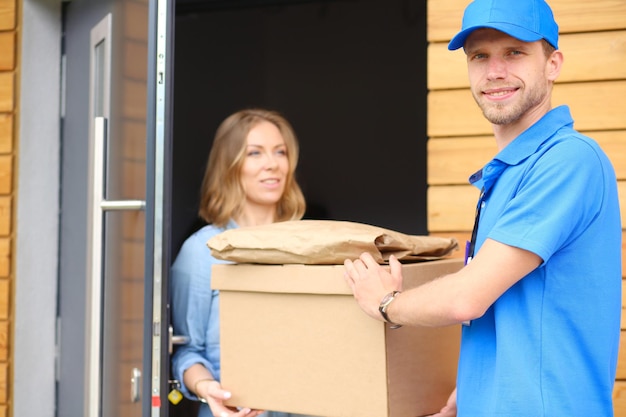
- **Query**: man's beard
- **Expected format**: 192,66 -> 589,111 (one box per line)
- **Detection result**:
472,85 -> 545,125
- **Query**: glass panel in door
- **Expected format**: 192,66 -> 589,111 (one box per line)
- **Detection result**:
85,4 -> 150,417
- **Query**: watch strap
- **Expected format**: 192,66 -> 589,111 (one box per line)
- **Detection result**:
379,290 -> 402,329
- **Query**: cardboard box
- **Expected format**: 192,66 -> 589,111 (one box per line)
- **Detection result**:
212,258 -> 463,417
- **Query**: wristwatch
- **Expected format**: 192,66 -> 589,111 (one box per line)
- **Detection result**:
379,290 -> 402,329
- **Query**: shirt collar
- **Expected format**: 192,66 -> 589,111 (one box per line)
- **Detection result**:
495,105 -> 574,166
226,218 -> 239,230
469,105 -> 574,192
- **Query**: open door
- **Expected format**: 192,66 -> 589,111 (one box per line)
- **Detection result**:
59,0 -> 174,415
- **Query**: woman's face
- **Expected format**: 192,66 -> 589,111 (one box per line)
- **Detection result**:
240,120 -> 289,209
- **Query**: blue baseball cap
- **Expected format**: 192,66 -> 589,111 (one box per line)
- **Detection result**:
448,0 -> 559,51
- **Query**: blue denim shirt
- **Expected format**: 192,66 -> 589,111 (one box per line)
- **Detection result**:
170,220 -> 317,417
170,221 -> 236,415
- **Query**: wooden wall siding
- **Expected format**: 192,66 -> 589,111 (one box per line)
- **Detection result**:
0,0 -> 14,30
426,0 -> 626,414
428,185 -> 479,232
427,129 -> 626,182
428,0 -> 626,43
0,240 -> 9,279
428,81 -> 626,137
0,33 -> 13,70
428,30 -> 626,90
428,184 -> 626,235
0,115 -> 10,153
0,74 -> 12,113
0,0 -> 13,414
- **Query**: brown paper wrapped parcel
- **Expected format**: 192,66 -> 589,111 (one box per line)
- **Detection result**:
207,219 -> 458,264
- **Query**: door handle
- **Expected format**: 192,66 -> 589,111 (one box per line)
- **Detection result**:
86,117 -> 147,417
168,324 -> 189,354
130,368 -> 141,403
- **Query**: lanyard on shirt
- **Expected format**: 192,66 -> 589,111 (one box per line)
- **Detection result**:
463,186 -> 486,327
465,186 -> 486,265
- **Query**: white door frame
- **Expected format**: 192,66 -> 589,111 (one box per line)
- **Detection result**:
14,1 -> 62,417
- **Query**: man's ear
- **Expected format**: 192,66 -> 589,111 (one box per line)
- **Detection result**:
546,50 -> 563,82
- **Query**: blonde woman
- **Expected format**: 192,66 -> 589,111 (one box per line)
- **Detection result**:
171,109 -> 311,417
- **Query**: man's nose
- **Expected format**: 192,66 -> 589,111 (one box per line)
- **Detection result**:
486,57 -> 507,80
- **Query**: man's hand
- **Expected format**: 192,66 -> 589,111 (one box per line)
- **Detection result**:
343,252 -> 403,322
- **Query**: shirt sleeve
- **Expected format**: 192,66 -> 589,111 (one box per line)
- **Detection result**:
488,137 -> 607,262
170,230 -> 220,399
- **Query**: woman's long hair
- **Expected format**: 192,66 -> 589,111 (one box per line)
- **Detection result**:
198,108 -> 306,227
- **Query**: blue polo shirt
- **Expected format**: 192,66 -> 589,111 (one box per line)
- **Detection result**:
457,106 -> 622,416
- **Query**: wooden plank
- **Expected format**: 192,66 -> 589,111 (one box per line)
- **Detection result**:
0,197 -> 10,236
428,136 -> 495,185
427,0 -> 465,45
428,182 -> 626,233
428,31 -> 626,90
623,230 -> 626,281
596,131 -> 626,181
554,82 -> 626,132
556,31 -> 626,83
617,181 -> 626,231
427,44 -> 467,91
428,89 -> 491,137
0,73 -> 12,113
0,0 -> 15,31
428,81 -> 626,137
0,32 -> 14,71
428,131 -> 626,185
0,321 -> 6,361
0,155 -> 11,195
0,114 -> 11,153
622,280 -> 626,331
0,280 -> 7,320
428,185 -> 479,232
427,0 -> 626,43
0,362 -> 5,404
615,381 -> 626,417
619,329 -> 626,378
548,0 -> 626,34
0,239 -> 9,278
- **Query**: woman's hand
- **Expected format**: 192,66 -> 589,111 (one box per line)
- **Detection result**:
428,388 -> 457,417
195,379 -> 265,417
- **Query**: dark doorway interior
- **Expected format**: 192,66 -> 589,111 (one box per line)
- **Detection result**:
171,0 -> 428,258
169,1 -> 427,415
